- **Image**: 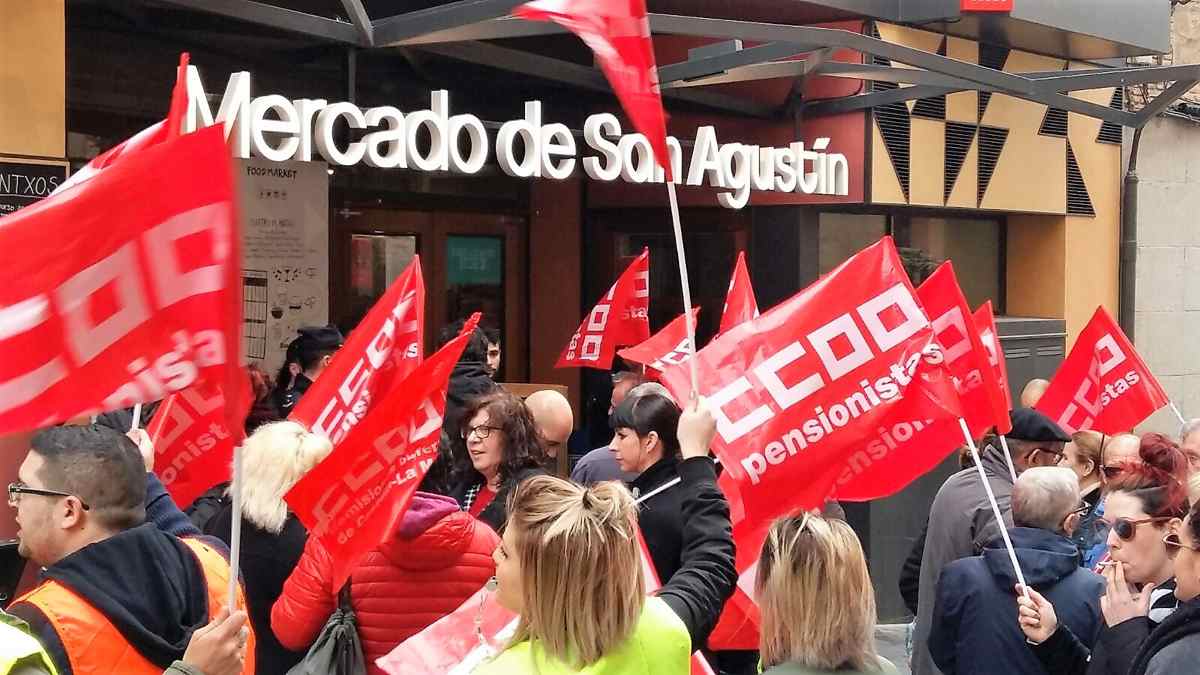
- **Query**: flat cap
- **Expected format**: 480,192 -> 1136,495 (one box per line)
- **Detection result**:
1008,407 -> 1070,443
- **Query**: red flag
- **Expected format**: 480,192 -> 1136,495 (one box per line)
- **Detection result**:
659,237 -> 963,630
514,0 -> 672,180
916,263 -> 1011,437
1036,307 -> 1168,434
973,301 -> 1013,411
147,380 -> 251,509
659,237 -> 962,517
287,314 -> 478,587
617,307 -> 700,376
557,249 -> 650,370
290,258 -> 425,446
0,123 -> 243,435
719,252 -> 759,334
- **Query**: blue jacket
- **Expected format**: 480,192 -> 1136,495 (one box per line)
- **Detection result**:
929,527 -> 1104,675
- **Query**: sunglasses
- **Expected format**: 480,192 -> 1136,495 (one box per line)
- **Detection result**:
1163,532 -> 1200,553
1106,516 -> 1174,541
1101,465 -> 1126,480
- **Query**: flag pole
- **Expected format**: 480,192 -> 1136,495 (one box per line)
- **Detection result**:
1170,400 -> 1187,426
635,457 -> 722,505
666,180 -> 700,399
960,418 -> 1029,599
997,434 -> 1018,484
130,403 -> 142,432
228,444 -> 243,610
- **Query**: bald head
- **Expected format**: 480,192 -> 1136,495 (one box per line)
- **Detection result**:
1012,467 -> 1079,534
1101,433 -> 1142,489
1020,379 -> 1050,408
525,390 -> 573,459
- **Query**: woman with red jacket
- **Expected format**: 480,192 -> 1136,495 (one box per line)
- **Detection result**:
270,491 -> 499,672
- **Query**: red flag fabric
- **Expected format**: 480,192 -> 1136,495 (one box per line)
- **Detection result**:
287,314 -> 478,587
1035,307 -> 1168,434
147,380 -> 251,509
973,301 -> 1014,411
659,237 -> 963,517
659,238 -> 963,634
916,263 -> 1012,437
514,0 -> 672,180
617,308 -> 701,376
290,258 -> 425,445
0,123 -> 243,435
557,249 -> 650,370
719,252 -> 759,334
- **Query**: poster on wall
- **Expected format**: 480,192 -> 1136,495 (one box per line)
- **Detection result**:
0,159 -> 69,217
237,158 -> 329,374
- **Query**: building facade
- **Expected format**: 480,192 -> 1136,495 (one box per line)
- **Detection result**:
0,0 -> 1185,620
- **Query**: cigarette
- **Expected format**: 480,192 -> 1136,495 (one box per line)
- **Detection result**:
1097,561 -> 1118,567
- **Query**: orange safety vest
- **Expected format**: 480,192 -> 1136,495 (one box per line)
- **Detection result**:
14,537 -> 257,675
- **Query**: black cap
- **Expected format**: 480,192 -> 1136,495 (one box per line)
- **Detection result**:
1008,408 -> 1071,443
297,325 -> 344,351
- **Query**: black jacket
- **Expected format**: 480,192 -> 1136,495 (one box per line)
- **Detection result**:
930,527 -> 1105,675
629,455 -> 685,583
273,373 -> 313,419
205,504 -> 308,674
1028,579 -> 1179,675
1129,597 -> 1200,675
655,456 -> 737,650
442,361 -> 498,441
448,464 -> 546,532
9,524 -> 215,675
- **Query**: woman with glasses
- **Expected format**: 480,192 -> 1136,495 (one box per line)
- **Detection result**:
1058,431 -> 1107,563
1017,433 -> 1189,675
1125,499 -> 1200,674
447,391 -> 548,532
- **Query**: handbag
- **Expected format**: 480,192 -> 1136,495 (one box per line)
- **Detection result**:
286,579 -> 367,675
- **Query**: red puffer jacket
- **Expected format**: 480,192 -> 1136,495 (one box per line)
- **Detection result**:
271,492 -> 498,673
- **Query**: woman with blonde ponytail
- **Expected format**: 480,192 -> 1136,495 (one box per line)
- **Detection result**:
756,513 -> 895,674
474,399 -> 736,674
205,421 -> 333,673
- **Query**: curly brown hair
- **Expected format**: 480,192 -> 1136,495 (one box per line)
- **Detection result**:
455,391 -> 547,484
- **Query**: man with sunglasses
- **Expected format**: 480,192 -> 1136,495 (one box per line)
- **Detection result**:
1081,433 -> 1144,569
930,467 -> 1105,675
5,424 -> 255,675
913,408 -> 1071,675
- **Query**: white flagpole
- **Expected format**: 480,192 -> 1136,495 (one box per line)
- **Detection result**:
997,434 -> 1018,484
228,444 -> 243,610
1170,400 -> 1187,426
960,418 -> 1029,598
130,403 -> 142,432
666,180 -> 700,399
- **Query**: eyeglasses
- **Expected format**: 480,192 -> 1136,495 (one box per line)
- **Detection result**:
7,482 -> 89,510
1164,532 -> 1200,553
1106,516 -> 1173,541
462,424 -> 502,441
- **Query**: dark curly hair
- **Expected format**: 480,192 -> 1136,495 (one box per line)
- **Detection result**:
1106,432 -> 1190,519
454,391 -> 547,485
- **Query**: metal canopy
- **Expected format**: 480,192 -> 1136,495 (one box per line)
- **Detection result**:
145,0 -> 1199,129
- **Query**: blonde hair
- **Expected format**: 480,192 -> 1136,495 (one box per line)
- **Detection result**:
756,513 -> 881,671
505,475 -> 645,668
236,421 -> 332,534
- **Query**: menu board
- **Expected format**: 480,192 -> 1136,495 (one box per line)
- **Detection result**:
237,159 -> 330,373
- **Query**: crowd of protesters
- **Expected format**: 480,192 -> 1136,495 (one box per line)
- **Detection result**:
4,319 -> 1200,675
